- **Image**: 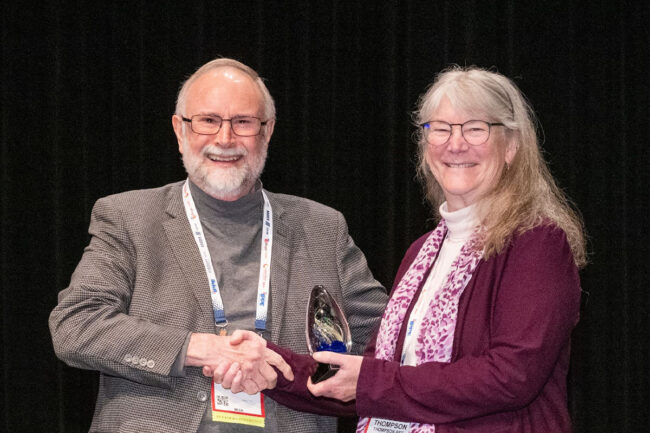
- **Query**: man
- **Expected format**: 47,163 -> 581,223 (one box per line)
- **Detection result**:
49,58 -> 387,433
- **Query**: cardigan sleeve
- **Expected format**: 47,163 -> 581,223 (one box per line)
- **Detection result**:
262,233 -> 426,415
355,225 -> 581,425
263,342 -> 357,416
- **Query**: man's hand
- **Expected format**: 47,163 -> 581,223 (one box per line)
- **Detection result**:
190,331 -> 293,394
186,331 -> 273,394
306,351 -> 362,402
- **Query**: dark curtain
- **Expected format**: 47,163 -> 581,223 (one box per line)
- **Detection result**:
1,1 -> 648,432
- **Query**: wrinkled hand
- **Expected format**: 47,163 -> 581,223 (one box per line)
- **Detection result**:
186,331 -> 290,394
306,351 -> 362,402
198,330 -> 293,394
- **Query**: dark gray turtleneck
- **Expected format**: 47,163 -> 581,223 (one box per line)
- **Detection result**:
189,180 -> 278,433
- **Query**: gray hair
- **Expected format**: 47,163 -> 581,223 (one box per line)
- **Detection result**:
175,57 -> 276,120
414,65 -> 586,267
414,65 -> 536,208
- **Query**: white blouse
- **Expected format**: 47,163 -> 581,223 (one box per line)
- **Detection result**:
401,202 -> 479,366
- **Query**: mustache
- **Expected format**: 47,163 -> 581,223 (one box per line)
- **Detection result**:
200,145 -> 248,157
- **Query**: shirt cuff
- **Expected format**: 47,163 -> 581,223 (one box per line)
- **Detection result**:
170,332 -> 192,377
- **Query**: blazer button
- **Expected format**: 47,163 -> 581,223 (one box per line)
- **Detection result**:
197,391 -> 208,402
124,354 -> 132,363
131,356 -> 140,365
147,360 -> 155,368
139,358 -> 147,367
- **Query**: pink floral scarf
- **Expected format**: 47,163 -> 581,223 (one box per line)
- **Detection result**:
357,220 -> 483,433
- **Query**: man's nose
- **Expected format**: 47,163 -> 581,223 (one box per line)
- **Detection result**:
215,119 -> 234,145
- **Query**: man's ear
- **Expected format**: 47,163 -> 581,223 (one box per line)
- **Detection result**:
263,119 -> 275,145
172,115 -> 184,154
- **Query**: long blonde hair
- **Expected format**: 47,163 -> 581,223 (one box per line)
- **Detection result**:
415,66 -> 587,268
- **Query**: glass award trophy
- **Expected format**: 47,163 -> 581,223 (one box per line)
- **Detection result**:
306,285 -> 352,384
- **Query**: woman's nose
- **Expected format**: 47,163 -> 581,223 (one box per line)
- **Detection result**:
446,125 -> 468,151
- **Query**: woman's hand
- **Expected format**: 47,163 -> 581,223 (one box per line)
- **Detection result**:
306,351 -> 362,402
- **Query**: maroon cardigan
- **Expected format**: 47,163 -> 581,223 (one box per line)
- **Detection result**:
266,224 -> 581,433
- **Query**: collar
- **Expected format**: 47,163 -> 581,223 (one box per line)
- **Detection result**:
189,179 -> 264,222
439,201 -> 479,242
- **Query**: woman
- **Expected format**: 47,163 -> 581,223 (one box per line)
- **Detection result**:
222,66 -> 587,433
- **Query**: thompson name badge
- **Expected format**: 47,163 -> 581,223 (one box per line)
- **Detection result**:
364,418 -> 411,433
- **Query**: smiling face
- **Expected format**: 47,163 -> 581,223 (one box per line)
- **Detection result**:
172,67 -> 275,201
425,96 -> 516,211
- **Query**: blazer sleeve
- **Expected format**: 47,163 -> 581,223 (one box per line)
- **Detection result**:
49,196 -> 190,389
354,225 -> 582,424
333,210 -> 388,355
264,210 -> 387,415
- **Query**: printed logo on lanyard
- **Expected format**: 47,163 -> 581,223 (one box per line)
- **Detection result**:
182,180 -> 272,332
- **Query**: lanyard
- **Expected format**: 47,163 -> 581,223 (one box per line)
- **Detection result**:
182,180 -> 273,332
401,282 -> 432,365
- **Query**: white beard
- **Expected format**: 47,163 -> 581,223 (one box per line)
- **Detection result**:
181,139 -> 268,200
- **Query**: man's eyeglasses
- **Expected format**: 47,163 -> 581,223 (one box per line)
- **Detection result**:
420,120 -> 504,146
182,115 -> 269,137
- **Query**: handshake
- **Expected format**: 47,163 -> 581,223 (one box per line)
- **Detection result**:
185,330 -> 293,395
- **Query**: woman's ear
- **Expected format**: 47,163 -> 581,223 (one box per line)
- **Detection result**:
504,135 -> 518,165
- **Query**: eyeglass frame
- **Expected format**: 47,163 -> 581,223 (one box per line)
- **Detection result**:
420,120 -> 505,146
181,114 -> 270,137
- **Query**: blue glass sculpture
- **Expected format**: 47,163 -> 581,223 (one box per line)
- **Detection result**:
306,285 -> 351,383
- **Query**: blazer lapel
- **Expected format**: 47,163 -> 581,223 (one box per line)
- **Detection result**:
162,183 -> 215,332
268,192 -> 291,343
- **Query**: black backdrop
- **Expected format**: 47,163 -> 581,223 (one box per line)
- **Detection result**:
1,1 -> 648,432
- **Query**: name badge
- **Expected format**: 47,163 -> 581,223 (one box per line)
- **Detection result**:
364,417 -> 411,433
211,382 -> 265,428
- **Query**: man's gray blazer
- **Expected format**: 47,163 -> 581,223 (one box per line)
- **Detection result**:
49,181 -> 387,433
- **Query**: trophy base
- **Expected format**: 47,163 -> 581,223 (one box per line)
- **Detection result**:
311,362 -> 340,384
